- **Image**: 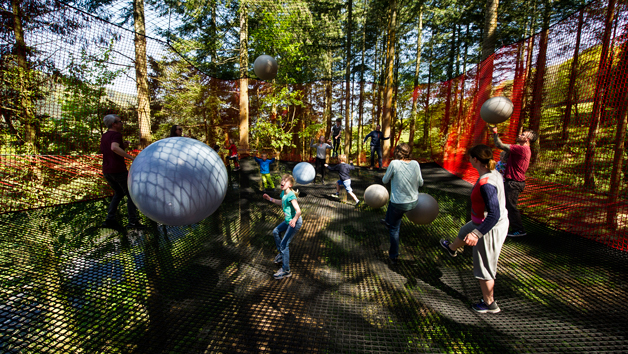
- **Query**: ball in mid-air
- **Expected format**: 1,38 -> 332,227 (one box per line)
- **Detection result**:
480,96 -> 514,124
128,137 -> 228,226
292,162 -> 316,185
364,184 -> 389,209
406,193 -> 439,224
254,55 -> 278,81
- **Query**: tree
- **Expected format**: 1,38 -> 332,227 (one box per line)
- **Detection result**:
239,0 -> 249,150
133,0 -> 152,148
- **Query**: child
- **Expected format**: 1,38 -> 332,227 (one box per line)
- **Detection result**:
254,152 -> 276,191
263,174 -> 303,280
310,136 -> 333,184
331,118 -> 342,158
326,154 -> 362,207
225,139 -> 240,171
496,150 -> 508,176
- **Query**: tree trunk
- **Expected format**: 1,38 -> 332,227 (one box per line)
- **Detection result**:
474,0 -> 498,145
409,7 -> 422,152
584,0 -> 616,189
381,0 -> 396,162
134,0 -> 152,148
325,49 -> 333,139
344,0 -> 353,156
530,0 -> 551,136
357,0 -> 368,166
423,41 -> 432,149
239,2 -> 249,150
562,9 -> 584,141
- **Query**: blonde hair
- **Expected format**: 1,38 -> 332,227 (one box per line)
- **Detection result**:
282,174 -> 295,188
469,145 -> 497,170
338,154 -> 347,162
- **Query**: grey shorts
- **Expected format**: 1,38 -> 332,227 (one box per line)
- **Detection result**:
457,219 -> 509,280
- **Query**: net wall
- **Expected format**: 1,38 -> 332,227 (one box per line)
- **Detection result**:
1,0 -> 627,250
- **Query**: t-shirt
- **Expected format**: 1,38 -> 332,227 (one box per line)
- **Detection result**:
332,124 -> 342,139
228,144 -> 238,156
254,157 -> 275,174
281,190 -> 297,223
504,144 -> 530,182
327,162 -> 355,181
101,131 -> 127,174
382,160 -> 423,204
470,170 -> 508,237
310,141 -> 332,159
363,130 -> 389,147
496,161 -> 507,176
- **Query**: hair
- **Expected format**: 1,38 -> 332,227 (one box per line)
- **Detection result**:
169,124 -> 180,137
335,118 -> 342,123
282,174 -> 295,188
261,152 -> 267,158
103,114 -> 120,128
393,142 -> 411,160
523,128 -> 538,143
338,154 -> 347,162
469,145 -> 497,170
213,144 -> 220,151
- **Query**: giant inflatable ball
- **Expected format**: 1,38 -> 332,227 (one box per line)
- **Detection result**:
364,184 -> 389,209
406,193 -> 439,225
128,137 -> 228,226
292,162 -> 316,185
480,96 -> 514,124
254,55 -> 278,81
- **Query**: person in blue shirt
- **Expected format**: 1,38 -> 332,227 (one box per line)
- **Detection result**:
363,124 -> 390,170
326,155 -> 362,207
254,152 -> 276,191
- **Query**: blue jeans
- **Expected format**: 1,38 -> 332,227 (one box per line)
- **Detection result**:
104,172 -> 139,224
273,217 -> 303,271
370,145 -> 383,168
385,202 -> 407,260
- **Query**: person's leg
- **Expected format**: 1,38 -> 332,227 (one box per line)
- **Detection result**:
370,146 -> 375,168
479,279 -> 495,305
267,174 -> 275,189
505,180 -> 525,232
273,221 -> 289,254
104,173 -> 124,222
280,217 -> 303,272
335,181 -> 341,194
377,146 -> 383,169
385,203 -> 406,260
234,154 -> 240,168
111,172 -> 139,224
261,173 -> 268,190
344,180 -> 359,203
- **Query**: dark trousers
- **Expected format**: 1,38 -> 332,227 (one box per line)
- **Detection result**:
385,202 -> 408,260
104,172 -> 138,223
332,138 -> 341,157
504,179 -> 526,232
315,157 -> 326,180
370,145 -> 383,168
227,154 -> 239,168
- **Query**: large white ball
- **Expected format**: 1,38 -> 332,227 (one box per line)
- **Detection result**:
128,137 -> 228,226
292,162 -> 316,185
364,184 -> 389,209
480,96 -> 514,124
406,193 -> 439,225
254,55 -> 278,80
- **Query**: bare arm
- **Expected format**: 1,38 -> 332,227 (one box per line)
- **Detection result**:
263,194 -> 282,206
289,199 -> 301,227
491,127 -> 511,152
111,142 -> 135,160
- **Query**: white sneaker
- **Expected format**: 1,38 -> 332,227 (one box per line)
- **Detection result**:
273,268 -> 292,280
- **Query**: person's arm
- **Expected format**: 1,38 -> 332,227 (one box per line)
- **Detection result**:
382,134 -> 390,140
416,162 -> 424,187
263,194 -> 282,206
111,142 -> 134,160
254,156 -> 261,163
326,143 -> 332,150
491,127 -> 511,152
270,157 -> 276,164
326,163 -> 338,171
289,199 -> 301,227
310,138 -> 317,148
382,162 -> 394,184
363,132 -> 372,143
464,183 -> 501,246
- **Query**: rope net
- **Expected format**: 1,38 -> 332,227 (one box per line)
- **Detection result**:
1,0 -> 627,250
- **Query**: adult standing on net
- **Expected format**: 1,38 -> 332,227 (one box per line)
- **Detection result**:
331,118 -> 342,158
491,126 -> 537,237
100,114 -> 144,230
310,136 -> 333,184
363,124 -> 390,170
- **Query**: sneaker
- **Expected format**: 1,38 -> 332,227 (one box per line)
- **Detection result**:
322,179 -> 326,185
440,239 -> 457,257
389,257 -> 398,265
472,299 -> 500,313
355,200 -> 363,208
273,268 -> 292,280
273,254 -> 283,264
331,193 -> 339,198
100,220 -> 121,229
233,167 -> 241,171
126,222 -> 147,230
379,219 -> 389,229
507,230 -> 527,237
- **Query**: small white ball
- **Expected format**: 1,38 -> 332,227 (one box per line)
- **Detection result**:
364,184 -> 389,209
292,162 -> 316,185
406,193 -> 439,224
128,137 -> 228,226
254,55 -> 278,81
480,96 -> 514,124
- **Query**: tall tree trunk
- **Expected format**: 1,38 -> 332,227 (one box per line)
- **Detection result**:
584,0 -> 616,188
562,9 -> 584,141
382,0 -> 396,162
521,8 -> 537,130
530,0 -> 552,136
474,0 -> 499,145
325,49 -> 333,139
409,6 -> 422,152
239,2 -> 249,150
423,41 -> 432,148
344,0 -> 353,156
377,36 -> 386,127
134,0 -> 152,148
357,0 -> 368,166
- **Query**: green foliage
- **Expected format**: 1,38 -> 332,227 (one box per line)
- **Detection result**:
251,85 -> 304,151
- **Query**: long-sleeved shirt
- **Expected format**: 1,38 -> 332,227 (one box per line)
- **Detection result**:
470,170 -> 508,238
327,162 -> 355,181
382,160 -> 423,205
493,134 -> 530,182
363,130 -> 390,147
310,139 -> 332,159
254,157 -> 275,174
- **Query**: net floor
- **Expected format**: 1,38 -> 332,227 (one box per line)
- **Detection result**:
1,160 -> 627,353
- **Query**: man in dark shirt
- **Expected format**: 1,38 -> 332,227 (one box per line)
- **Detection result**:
101,114 -> 144,230
331,118 -> 342,158
363,124 -> 390,170
492,126 -> 537,237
